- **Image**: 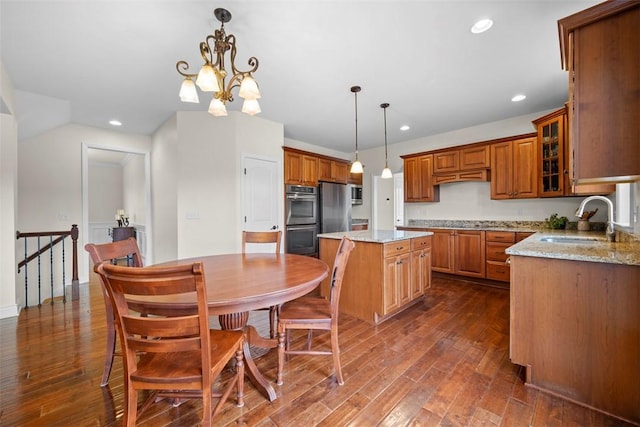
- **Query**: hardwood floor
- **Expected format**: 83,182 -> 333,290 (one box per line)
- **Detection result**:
1,273 -> 634,426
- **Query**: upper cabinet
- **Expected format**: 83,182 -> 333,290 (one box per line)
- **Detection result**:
533,108 -> 567,197
283,147 -> 350,186
403,154 -> 440,202
558,1 -> 640,183
490,136 -> 538,200
432,145 -> 490,184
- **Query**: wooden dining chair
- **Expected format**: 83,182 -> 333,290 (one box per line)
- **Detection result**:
242,230 -> 282,338
95,261 -> 244,427
276,236 -> 355,386
85,238 -> 144,386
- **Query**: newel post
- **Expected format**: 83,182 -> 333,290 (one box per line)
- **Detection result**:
71,224 -> 79,301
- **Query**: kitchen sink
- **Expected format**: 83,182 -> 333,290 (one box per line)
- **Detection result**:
538,236 -> 600,244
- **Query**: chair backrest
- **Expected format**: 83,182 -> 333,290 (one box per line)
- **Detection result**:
95,262 -> 211,387
328,237 -> 356,318
85,237 -> 143,268
242,230 -> 282,254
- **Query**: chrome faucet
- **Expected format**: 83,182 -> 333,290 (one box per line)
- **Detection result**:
575,195 -> 618,242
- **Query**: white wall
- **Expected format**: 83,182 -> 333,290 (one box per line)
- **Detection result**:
18,124 -> 151,286
353,109 -> 612,226
154,111 -> 284,261
0,61 -> 19,317
88,163 -> 123,222
151,115 -> 178,264
122,153 -> 146,224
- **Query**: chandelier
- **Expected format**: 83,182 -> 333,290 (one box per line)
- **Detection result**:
176,8 -> 261,117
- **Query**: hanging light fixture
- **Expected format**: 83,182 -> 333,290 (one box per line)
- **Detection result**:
380,103 -> 392,179
176,8 -> 261,117
350,86 -> 364,174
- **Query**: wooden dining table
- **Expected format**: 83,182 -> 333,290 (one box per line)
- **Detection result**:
141,253 -> 329,402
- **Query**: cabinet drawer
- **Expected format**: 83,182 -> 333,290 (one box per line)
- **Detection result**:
486,231 -> 515,243
411,236 -> 432,251
486,242 -> 510,262
486,261 -> 510,282
383,241 -> 410,258
516,232 -> 534,242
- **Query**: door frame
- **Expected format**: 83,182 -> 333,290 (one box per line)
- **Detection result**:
81,142 -> 152,282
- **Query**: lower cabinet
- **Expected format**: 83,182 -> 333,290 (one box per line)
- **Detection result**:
485,231 -> 515,282
319,235 -> 432,324
429,229 -> 485,278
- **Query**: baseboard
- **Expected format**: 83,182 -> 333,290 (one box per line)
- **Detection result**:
0,304 -> 20,319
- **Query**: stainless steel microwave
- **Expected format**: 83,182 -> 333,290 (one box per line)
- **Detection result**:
350,184 -> 363,205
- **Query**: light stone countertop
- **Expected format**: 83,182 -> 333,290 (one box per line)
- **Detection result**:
318,229 -> 432,244
506,230 -> 640,266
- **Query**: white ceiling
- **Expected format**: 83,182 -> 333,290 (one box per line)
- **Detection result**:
1,0 -> 600,152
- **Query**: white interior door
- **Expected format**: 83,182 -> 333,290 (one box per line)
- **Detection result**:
372,175 -> 395,230
242,155 -> 280,238
394,172 -> 405,228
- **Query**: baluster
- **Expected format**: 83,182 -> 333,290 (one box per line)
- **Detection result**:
62,238 -> 66,303
37,237 -> 41,307
49,236 -> 54,305
23,239 -> 28,308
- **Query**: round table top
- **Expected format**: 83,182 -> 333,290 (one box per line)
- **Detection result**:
149,253 -> 329,315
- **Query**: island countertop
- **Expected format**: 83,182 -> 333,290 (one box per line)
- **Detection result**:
318,229 -> 432,243
506,230 -> 640,266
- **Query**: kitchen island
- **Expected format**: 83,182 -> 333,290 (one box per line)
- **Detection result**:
318,229 -> 432,324
506,231 -> 640,425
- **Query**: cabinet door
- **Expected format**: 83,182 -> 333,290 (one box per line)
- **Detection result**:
333,162 -> 349,184
569,5 -> 640,182
404,157 -> 421,201
454,230 -> 485,278
284,151 -> 303,184
411,248 -> 431,298
490,142 -> 513,199
429,229 -> 454,273
318,158 -> 333,182
433,150 -> 459,174
512,137 -> 538,198
418,155 -> 438,201
383,252 -> 411,314
538,114 -> 565,197
301,155 -> 318,186
460,145 -> 490,170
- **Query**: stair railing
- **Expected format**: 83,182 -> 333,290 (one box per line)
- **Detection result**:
16,224 -> 79,307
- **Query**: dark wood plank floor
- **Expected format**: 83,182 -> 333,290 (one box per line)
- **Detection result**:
1,273 -> 634,426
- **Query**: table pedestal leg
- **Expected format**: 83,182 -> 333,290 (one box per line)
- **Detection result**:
219,312 -> 278,402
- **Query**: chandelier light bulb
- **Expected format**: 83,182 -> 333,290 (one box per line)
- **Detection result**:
242,99 -> 261,116
380,102 -> 392,179
196,64 -> 219,92
239,75 -> 261,100
208,98 -> 228,117
179,78 -> 199,103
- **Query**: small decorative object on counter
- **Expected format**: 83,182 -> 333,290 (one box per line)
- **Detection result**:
115,209 -> 129,227
544,213 -> 568,230
577,208 -> 597,231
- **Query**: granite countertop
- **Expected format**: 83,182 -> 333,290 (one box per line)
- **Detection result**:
318,229 -> 432,243
352,218 -> 369,225
506,230 -> 640,266
400,219 -> 542,233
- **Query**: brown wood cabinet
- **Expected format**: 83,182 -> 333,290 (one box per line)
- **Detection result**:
533,107 -> 615,197
428,229 -> 485,278
283,147 -> 351,186
318,158 -> 348,184
348,171 -> 363,185
319,235 -> 431,324
510,255 -> 640,424
351,223 -> 368,231
433,145 -> 490,174
485,231 -> 514,282
490,136 -> 538,200
403,154 -> 439,202
559,1 -> 640,184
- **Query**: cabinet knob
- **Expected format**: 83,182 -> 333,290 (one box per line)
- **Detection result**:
506,257 -> 511,265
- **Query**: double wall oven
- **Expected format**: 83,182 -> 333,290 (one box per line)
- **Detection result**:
285,185 -> 318,256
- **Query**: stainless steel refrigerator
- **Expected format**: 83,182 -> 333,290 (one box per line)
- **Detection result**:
318,182 -> 352,233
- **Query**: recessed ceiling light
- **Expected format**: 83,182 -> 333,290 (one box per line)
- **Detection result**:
400,125 -> 410,131
511,94 -> 526,102
471,18 -> 493,34
109,119 -> 122,126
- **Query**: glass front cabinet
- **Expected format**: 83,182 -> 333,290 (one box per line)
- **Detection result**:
533,107 -> 566,197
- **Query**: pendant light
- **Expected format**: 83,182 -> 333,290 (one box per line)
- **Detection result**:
380,103 -> 392,179
350,86 -> 364,174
